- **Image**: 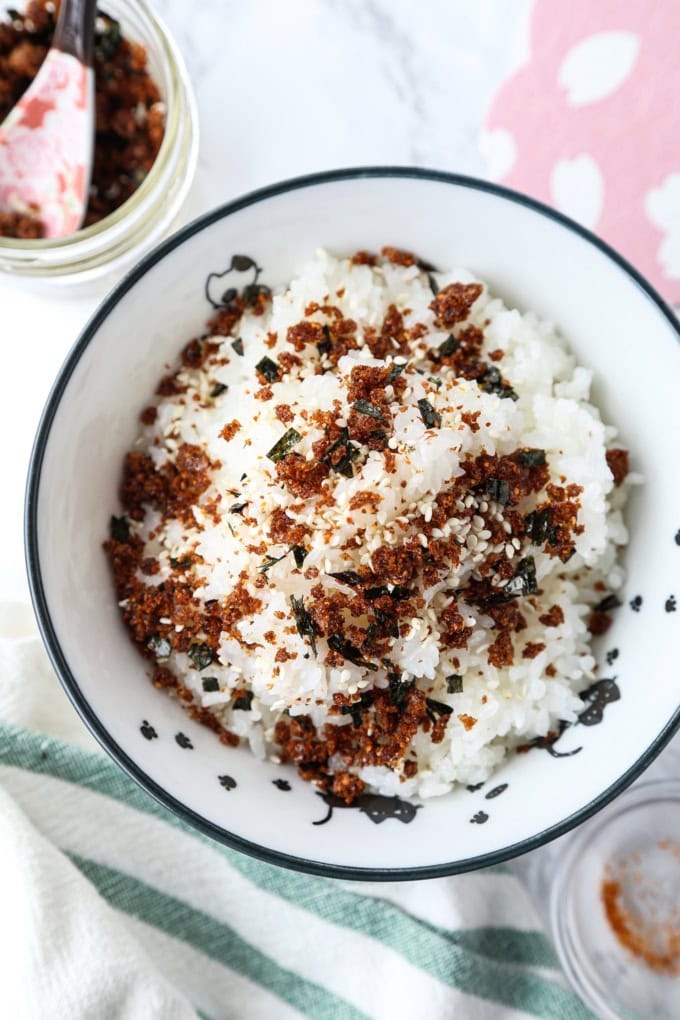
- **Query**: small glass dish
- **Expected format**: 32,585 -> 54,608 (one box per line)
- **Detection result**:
551,779 -> 680,1020
0,0 -> 198,288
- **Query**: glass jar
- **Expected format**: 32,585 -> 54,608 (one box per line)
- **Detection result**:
0,0 -> 198,287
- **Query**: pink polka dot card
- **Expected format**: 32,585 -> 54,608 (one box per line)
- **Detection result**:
482,0 -> 680,304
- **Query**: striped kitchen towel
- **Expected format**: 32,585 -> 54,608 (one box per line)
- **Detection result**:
0,603 -> 593,1020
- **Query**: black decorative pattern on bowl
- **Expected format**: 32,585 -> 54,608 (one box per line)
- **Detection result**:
204,254 -> 271,311
313,792 -> 421,826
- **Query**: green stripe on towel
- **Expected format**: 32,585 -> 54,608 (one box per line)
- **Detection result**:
68,851 -> 366,1020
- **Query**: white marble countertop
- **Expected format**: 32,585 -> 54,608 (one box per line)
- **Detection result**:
0,0 -> 676,945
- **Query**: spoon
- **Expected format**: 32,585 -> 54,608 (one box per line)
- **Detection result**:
0,0 -> 97,239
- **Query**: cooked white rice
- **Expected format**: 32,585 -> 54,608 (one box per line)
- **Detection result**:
115,248 -> 631,799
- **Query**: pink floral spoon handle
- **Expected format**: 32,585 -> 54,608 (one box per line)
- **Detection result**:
0,0 -> 97,239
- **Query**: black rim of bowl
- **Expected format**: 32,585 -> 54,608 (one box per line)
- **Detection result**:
24,166 -> 680,881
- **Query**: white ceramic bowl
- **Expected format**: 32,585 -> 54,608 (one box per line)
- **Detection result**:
25,168 -> 680,879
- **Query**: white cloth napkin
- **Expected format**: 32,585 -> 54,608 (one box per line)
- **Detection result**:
0,603 -> 592,1020
0,604 -> 194,1018
0,785 -> 195,1020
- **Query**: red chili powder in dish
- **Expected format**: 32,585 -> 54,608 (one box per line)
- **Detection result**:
601,840 -> 680,975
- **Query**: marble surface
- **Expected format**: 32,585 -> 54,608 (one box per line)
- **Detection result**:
0,0 -> 676,953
